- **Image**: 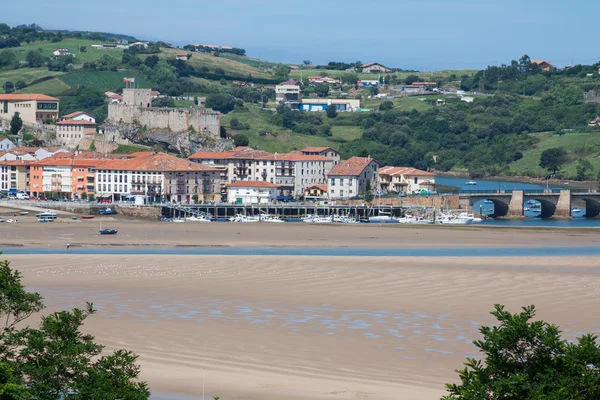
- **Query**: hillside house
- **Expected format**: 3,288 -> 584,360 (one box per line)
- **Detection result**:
327,156 -> 379,200
275,80 -> 302,104
531,60 -> 553,71
53,48 -> 71,56
361,62 -> 391,73
61,111 -> 96,124
358,80 -> 379,87
299,98 -> 360,112
176,53 -> 189,61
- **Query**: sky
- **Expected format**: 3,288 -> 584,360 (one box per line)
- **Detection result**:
5,0 -> 600,71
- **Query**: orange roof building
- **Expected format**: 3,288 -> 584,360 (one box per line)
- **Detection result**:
327,157 -> 379,200
378,166 -> 435,194
0,94 -> 60,124
94,152 -> 223,203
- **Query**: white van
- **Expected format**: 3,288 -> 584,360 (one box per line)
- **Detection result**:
16,192 -> 29,200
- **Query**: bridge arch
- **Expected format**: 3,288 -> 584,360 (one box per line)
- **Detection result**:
470,198 -> 509,218
526,198 -> 556,218
581,198 -> 600,218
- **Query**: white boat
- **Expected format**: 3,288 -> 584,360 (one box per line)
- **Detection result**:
185,216 -> 211,222
465,180 -> 477,185
19,211 -> 29,215
436,212 -> 475,225
35,210 -> 57,220
571,207 -> 583,213
171,218 -> 186,223
483,200 -> 493,204
303,215 -> 333,223
369,215 -> 393,223
458,212 -> 482,223
229,214 -> 260,223
261,214 -> 285,223
6,219 -> 17,224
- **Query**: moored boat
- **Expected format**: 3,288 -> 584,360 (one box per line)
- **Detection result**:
35,210 -> 57,220
465,180 -> 477,185
81,215 -> 95,219
99,229 -> 118,235
99,207 -> 117,215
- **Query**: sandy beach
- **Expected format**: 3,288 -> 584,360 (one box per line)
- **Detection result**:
1,209 -> 600,249
3,250 -> 600,399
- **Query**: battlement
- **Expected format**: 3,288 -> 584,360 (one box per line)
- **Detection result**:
108,103 -> 221,137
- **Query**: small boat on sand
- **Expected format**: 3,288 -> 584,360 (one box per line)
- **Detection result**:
81,215 -> 95,220
99,207 -> 117,215
99,229 -> 118,235
19,211 -> 29,215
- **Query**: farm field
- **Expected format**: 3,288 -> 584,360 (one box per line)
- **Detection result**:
0,68 -> 64,89
508,131 -> 600,177
160,48 -> 272,79
13,39 -> 125,64
16,78 -> 70,96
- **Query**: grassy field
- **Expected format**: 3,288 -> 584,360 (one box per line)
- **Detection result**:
0,68 -> 64,88
221,104 -> 365,153
361,96 -> 434,112
59,70 -> 153,90
221,54 -> 277,69
160,49 -> 272,79
174,99 -> 195,107
509,131 -> 600,178
289,68 -> 478,82
13,39 -> 125,64
17,78 -> 71,96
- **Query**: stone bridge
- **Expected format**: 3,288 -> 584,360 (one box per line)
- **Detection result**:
458,190 -> 600,218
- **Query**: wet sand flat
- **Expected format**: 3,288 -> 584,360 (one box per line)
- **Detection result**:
4,254 -> 600,400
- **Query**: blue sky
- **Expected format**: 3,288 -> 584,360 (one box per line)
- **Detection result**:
5,0 -> 600,70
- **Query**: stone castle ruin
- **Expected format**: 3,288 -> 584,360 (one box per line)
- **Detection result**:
103,88 -> 226,155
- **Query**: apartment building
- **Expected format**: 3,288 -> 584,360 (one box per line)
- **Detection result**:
95,152 -> 222,203
327,156 -> 379,200
378,166 -> 436,194
56,119 -> 97,148
29,158 -> 102,198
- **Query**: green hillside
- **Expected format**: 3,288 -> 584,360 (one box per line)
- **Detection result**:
159,48 -> 272,79
508,131 -> 600,178
59,71 -> 153,90
13,39 -> 125,63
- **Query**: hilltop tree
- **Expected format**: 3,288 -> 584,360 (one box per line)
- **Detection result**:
273,64 -> 289,81
96,54 -> 118,71
152,96 -> 175,108
539,147 -> 568,175
0,257 -> 150,400
232,134 -> 249,147
3,81 -> 14,94
576,159 -> 593,181
303,60 -> 311,66
26,50 -> 44,67
314,84 -> 329,98
326,104 -> 338,119
443,304 -> 600,400
404,75 -> 421,85
10,112 -> 22,135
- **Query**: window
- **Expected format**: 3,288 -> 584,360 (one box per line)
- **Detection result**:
340,190 -> 344,197
414,177 -> 418,184
340,178 -> 344,186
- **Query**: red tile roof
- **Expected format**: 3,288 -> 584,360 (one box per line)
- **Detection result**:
0,160 -> 32,166
275,154 -> 331,161
0,94 -> 59,101
328,157 -> 377,177
31,158 -> 105,167
61,111 -> 96,119
56,119 -> 96,126
306,184 -> 328,192
379,166 -> 434,177
189,151 -> 237,159
126,151 -> 154,158
227,181 -> 279,188
97,152 -> 219,172
301,146 -> 338,154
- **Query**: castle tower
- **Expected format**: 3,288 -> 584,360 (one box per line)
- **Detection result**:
122,88 -> 152,108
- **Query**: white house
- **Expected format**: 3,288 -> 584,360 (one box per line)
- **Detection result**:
327,156 -> 379,200
275,80 -> 301,103
227,181 -> 279,204
60,111 -> 96,124
53,48 -> 71,56
0,138 -> 15,151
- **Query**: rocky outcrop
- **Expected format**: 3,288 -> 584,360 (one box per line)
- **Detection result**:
101,121 -> 234,155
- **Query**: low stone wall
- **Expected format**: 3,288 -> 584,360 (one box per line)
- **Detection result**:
335,195 -> 460,210
115,205 -> 161,220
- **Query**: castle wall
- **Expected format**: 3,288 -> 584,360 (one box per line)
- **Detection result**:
108,104 -> 221,138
